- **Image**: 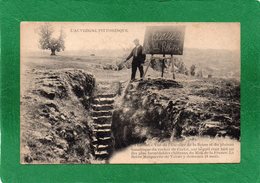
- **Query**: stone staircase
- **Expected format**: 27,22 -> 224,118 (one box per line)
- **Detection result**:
91,93 -> 116,159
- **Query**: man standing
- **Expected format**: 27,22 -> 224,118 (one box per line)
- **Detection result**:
124,39 -> 146,81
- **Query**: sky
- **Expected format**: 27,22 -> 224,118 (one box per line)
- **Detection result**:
21,22 -> 240,52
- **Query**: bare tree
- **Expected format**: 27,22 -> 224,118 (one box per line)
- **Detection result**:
38,23 -> 65,56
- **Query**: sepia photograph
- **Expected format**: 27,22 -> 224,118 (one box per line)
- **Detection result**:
20,22 -> 240,164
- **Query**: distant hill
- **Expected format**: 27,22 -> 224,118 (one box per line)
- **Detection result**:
24,47 -> 240,79
181,48 -> 240,79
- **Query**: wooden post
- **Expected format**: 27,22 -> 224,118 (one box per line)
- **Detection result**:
161,54 -> 165,78
171,54 -> 175,80
143,54 -> 153,79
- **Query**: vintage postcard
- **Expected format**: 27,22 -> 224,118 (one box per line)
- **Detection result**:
20,22 -> 240,164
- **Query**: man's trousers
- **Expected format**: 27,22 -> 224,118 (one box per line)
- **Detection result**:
131,62 -> 144,80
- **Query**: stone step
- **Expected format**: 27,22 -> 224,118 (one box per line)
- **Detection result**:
92,141 -> 112,146
94,129 -> 111,138
92,104 -> 114,111
92,144 -> 110,151
91,111 -> 113,117
91,89 -> 115,159
93,123 -> 111,129
93,98 -> 114,105
94,150 -> 109,158
93,129 -> 111,132
92,136 -> 113,144
92,116 -> 112,124
96,94 -> 116,98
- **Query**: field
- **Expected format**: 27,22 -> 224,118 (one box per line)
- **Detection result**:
20,49 -> 240,164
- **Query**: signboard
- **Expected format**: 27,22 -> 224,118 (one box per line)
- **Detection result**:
143,26 -> 185,55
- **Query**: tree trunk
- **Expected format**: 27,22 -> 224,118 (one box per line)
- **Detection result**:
50,49 -> 56,56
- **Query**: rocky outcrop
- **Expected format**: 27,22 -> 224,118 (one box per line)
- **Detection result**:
21,69 -> 95,164
111,78 -> 240,149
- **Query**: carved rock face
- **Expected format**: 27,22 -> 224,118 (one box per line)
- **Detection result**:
111,78 -> 240,149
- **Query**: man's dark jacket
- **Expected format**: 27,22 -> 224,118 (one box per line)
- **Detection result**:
126,45 -> 146,64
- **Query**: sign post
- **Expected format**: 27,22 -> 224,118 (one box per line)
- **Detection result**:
161,54 -> 166,78
143,26 -> 185,79
143,54 -> 153,79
